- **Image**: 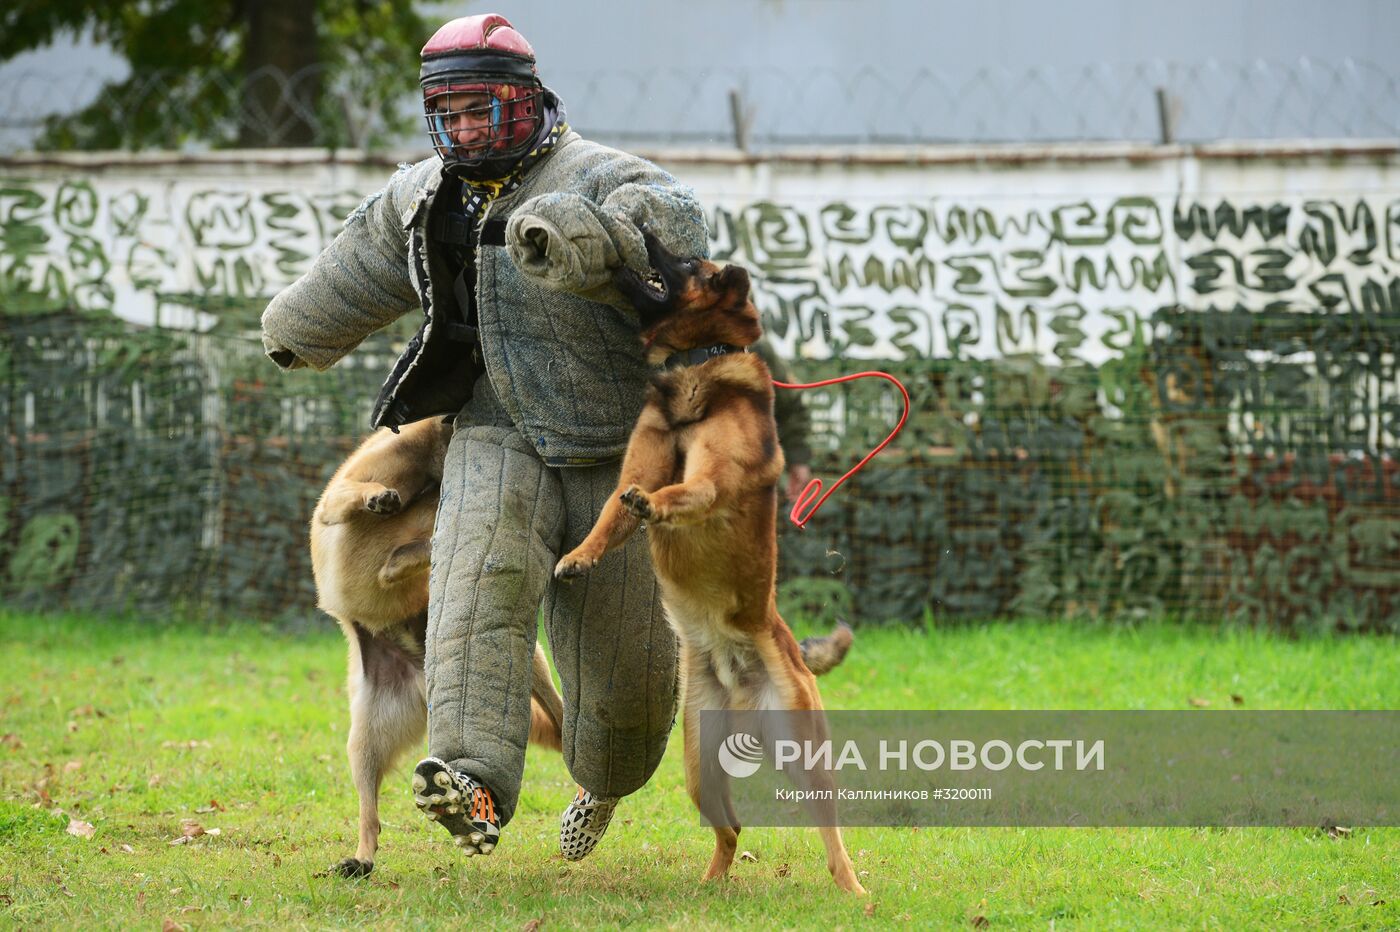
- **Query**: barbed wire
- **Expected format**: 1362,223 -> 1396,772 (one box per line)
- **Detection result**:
1,57 -> 1397,153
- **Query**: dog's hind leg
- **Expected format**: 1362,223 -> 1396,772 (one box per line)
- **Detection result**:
336,620 -> 427,878
527,643 -> 564,752
680,648 -> 741,882
753,628 -> 867,896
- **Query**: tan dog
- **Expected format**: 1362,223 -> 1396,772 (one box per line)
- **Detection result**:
554,233 -> 865,895
309,416 -> 565,877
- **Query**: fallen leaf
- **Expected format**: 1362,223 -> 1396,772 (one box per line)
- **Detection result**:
864,902 -> 877,918
179,819 -> 205,838
0,893 -> 13,906
67,721 -> 79,733
195,799 -> 226,814
162,920 -> 185,932
1338,893 -> 1351,905
738,850 -> 758,863
1,733 -> 22,750
1188,697 -> 1210,708
521,920 -> 543,932
148,774 -> 162,788
1325,824 -> 1353,838
66,819 -> 95,838
971,916 -> 989,928
121,844 -> 135,854
64,760 -> 82,773
1230,693 -> 1244,705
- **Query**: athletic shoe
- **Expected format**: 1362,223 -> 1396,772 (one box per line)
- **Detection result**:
559,786 -> 619,861
412,757 -> 501,856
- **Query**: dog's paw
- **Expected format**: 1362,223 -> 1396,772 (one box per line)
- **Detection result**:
554,552 -> 597,582
620,485 -> 655,521
333,857 -> 373,878
364,488 -> 402,515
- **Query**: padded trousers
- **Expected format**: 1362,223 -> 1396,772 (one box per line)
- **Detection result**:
424,421 -> 678,827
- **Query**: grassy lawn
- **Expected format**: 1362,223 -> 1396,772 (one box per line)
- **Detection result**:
0,611 -> 1395,929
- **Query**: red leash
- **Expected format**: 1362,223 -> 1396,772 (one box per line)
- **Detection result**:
773,371 -> 910,529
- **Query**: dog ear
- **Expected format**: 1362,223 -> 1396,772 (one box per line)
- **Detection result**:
717,264 -> 751,302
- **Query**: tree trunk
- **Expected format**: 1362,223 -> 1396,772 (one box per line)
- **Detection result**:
239,0 -> 320,147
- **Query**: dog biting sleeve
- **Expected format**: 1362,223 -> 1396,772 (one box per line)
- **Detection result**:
504,174 -> 708,312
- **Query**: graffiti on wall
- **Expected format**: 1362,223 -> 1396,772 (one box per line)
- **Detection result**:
3,178 -> 1398,354
0,179 -> 362,328
714,196 -> 1400,363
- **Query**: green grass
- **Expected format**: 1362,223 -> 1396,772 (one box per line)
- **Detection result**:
0,611 -> 1395,929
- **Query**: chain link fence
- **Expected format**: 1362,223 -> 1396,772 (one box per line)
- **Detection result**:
4,301 -> 1400,633
3,58 -> 1398,153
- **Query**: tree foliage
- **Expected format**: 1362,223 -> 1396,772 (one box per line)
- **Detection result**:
1,0 -> 431,149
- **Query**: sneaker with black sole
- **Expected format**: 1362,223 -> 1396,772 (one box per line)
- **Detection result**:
559,786 -> 619,861
412,757 -> 500,856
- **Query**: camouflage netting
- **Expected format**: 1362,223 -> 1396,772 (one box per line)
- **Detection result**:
3,303 -> 1398,632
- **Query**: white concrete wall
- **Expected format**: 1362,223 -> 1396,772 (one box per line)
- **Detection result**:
2,142 -> 1397,366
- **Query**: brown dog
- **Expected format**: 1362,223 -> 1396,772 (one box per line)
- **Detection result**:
554,233 -> 865,895
309,416 -> 565,877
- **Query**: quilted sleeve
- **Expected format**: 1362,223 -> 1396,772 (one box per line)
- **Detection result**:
259,162 -> 427,371
504,159 -> 709,311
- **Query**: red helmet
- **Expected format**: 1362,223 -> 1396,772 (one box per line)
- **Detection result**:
420,14 -> 545,178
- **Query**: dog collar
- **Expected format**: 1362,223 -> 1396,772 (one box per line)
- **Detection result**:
657,343 -> 748,371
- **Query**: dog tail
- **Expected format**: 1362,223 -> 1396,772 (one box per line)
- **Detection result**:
799,621 -> 854,676
528,643 -> 565,752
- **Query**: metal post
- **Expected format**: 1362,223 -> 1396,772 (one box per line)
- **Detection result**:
1155,86 -> 1175,145
728,88 -> 749,153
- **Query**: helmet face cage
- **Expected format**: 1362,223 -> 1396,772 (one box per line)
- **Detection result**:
423,79 -> 543,172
